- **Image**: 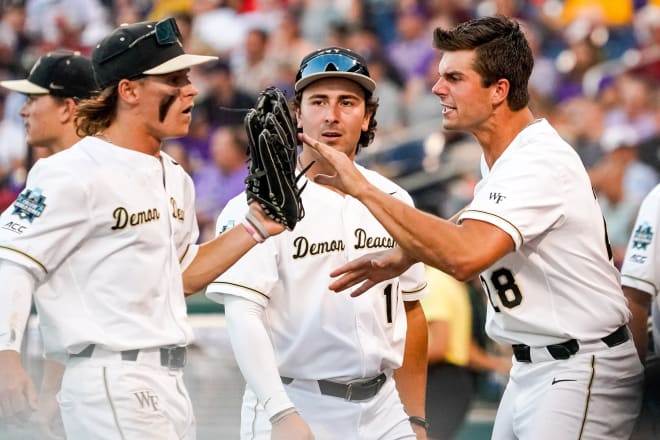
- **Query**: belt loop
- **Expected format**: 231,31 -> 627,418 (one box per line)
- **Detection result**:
345,383 -> 353,401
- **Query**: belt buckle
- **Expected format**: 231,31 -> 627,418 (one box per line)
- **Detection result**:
345,382 -> 354,401
162,346 -> 187,369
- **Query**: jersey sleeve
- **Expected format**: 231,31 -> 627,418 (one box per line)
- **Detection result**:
621,185 -> 660,296
0,160 -> 92,282
459,157 -> 564,250
205,194 -> 279,307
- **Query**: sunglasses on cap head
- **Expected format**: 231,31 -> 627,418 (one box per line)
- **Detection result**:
296,49 -> 370,83
295,48 -> 376,92
97,17 -> 182,65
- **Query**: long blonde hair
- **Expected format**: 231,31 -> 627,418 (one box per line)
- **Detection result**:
75,86 -> 119,137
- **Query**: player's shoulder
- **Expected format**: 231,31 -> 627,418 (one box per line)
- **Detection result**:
642,184 -> 660,205
28,138 -> 92,177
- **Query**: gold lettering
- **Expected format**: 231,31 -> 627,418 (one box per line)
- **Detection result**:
111,207 -> 160,230
292,236 -> 345,259
354,228 -> 396,249
170,197 -> 184,221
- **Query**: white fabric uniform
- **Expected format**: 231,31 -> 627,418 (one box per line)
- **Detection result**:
458,119 -> 643,439
206,166 -> 428,439
0,137 -> 199,439
621,183 -> 660,353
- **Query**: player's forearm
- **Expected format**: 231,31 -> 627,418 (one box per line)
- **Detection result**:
623,286 -> 651,362
0,261 -> 36,351
394,301 -> 428,419
356,185 -> 497,280
182,225 -> 257,294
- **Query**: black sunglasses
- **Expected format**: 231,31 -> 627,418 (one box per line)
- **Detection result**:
99,18 -> 182,64
296,51 -> 370,82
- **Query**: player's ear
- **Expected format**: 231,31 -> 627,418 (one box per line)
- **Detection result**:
295,108 -> 302,129
491,78 -> 509,107
117,78 -> 140,104
58,97 -> 77,123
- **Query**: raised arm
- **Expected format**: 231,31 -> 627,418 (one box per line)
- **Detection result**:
302,134 -> 513,288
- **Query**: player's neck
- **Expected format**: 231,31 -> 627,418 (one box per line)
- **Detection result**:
476,108 -> 536,168
101,122 -> 162,158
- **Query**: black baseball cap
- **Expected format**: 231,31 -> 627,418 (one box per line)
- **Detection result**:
93,17 -> 217,89
295,47 -> 376,93
0,51 -> 97,99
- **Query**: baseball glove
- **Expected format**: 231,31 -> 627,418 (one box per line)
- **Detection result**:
244,86 -> 308,231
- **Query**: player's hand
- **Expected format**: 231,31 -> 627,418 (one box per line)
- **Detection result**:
248,201 -> 287,238
411,423 -> 429,440
0,350 -> 37,425
29,386 -> 65,439
271,411 -> 315,440
299,133 -> 368,198
328,248 -> 414,297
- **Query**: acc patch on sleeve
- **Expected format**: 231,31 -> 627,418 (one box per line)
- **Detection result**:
12,188 -> 47,222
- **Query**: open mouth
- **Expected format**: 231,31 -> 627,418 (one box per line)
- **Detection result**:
182,106 -> 193,114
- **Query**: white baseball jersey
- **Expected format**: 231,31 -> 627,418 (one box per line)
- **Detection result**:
459,119 -> 630,346
206,165 -> 428,381
621,183 -> 660,353
0,136 -> 198,362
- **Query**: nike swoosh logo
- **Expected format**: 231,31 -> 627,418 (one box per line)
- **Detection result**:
389,191 -> 397,195
552,378 -> 577,385
49,82 -> 65,89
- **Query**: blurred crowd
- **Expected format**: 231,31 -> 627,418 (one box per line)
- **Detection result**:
0,0 -> 659,246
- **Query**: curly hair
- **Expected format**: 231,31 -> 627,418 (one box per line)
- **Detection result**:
432,15 -> 533,111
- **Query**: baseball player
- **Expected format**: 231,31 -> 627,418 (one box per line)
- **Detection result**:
206,47 -> 430,439
0,49 -> 97,440
0,18 -> 284,439
621,183 -> 660,438
302,17 -> 644,439
622,183 -> 660,361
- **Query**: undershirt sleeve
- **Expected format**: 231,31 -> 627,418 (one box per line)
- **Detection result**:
0,260 -> 36,351
224,294 -> 294,418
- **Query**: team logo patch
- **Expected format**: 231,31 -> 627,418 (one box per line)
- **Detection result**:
12,188 -> 46,222
219,220 -> 235,234
631,222 -> 653,251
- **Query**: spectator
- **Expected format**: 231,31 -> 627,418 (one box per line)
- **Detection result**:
193,125 -> 248,241
196,58 -> 255,128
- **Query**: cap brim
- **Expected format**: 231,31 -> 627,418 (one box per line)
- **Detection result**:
294,72 -> 376,93
0,79 -> 49,95
143,54 -> 219,75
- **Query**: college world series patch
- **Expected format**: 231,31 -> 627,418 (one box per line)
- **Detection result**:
12,188 -> 47,222
632,221 -> 653,251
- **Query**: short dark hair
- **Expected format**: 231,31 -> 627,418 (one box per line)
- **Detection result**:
432,15 -> 533,111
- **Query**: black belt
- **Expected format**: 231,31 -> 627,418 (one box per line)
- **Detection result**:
281,373 -> 387,401
70,344 -> 187,369
512,325 -> 629,363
